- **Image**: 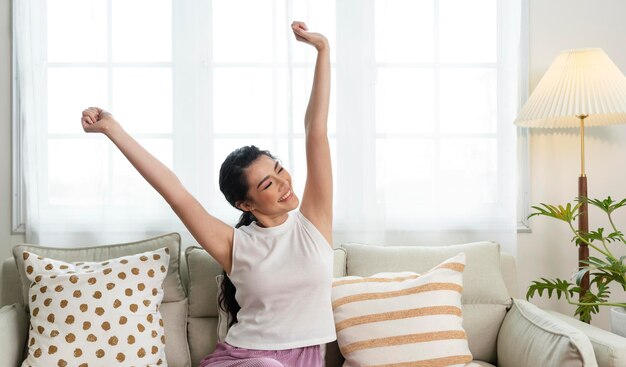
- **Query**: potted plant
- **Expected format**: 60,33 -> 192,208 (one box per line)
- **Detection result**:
526,196 -> 626,332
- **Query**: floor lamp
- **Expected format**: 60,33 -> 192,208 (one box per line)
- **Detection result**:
514,48 -> 626,299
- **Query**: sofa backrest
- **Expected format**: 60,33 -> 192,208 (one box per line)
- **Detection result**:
3,240 -> 517,367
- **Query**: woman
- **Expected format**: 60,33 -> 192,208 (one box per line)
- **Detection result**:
81,21 -> 335,367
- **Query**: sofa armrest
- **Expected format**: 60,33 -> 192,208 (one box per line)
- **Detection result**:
0,304 -> 29,367
545,310 -> 626,367
497,299 -> 598,367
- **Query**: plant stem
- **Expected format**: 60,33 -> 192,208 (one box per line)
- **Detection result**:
563,290 -> 626,308
608,213 -> 626,244
568,221 -> 614,259
600,238 -> 613,259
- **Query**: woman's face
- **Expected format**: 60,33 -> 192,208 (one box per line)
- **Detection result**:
238,155 -> 299,215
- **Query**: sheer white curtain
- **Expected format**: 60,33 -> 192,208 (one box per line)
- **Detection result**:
332,0 -> 524,255
15,0 -> 523,254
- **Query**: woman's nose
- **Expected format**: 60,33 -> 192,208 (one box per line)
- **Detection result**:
277,176 -> 289,190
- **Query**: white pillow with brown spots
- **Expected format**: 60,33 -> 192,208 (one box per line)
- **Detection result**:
22,247 -> 170,367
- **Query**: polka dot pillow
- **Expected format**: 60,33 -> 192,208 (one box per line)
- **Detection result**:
22,247 -> 170,367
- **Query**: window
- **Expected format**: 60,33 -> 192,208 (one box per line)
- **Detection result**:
14,0 -> 523,250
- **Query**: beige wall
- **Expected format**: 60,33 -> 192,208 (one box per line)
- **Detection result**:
3,0 -> 626,331
519,0 -> 626,330
0,0 -> 26,275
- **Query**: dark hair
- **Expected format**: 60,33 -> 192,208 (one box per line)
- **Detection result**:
218,145 -> 276,327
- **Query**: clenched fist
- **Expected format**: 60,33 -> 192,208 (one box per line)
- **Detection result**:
291,21 -> 328,51
81,107 -> 118,134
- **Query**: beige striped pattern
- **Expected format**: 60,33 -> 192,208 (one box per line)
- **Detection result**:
368,355 -> 473,367
331,253 -> 472,367
332,262 -> 465,288
335,306 -> 462,332
333,282 -> 463,310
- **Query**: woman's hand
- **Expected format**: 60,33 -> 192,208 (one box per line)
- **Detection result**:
81,107 -> 119,135
291,21 -> 328,51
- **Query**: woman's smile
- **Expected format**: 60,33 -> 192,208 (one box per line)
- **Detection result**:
278,189 -> 293,202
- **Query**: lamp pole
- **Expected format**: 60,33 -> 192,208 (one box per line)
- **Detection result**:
577,114 -> 589,300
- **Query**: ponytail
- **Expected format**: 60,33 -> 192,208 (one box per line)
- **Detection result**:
219,211 -> 258,327
219,272 -> 240,328
236,211 -> 256,228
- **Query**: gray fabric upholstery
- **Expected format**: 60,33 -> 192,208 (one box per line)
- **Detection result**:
188,317 -> 220,367
498,299 -> 597,367
500,253 -> 518,298
161,298 -> 192,367
1,257 -> 22,307
0,304 -> 29,367
185,247 -> 224,318
547,310 -> 626,367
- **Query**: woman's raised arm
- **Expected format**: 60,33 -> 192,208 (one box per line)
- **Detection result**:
81,108 -> 235,272
291,22 -> 333,246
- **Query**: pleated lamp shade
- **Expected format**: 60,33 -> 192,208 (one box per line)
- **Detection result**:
514,48 -> 626,128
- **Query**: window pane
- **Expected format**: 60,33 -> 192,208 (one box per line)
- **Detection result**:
112,68 -> 172,133
376,139 -> 435,212
376,68 -> 435,133
47,0 -> 108,63
112,0 -> 172,62
291,0 -> 336,63
375,0 -> 434,63
439,68 -> 497,134
212,0 -> 275,62
111,139 -> 173,205
438,138 -> 497,204
291,67 -> 336,134
48,68 -> 108,134
439,0 -> 497,63
213,68 -> 287,134
48,139 -> 107,206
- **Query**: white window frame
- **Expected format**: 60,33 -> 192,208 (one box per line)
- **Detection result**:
12,0 -> 531,234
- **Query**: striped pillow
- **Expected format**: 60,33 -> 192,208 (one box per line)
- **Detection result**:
331,252 -> 472,367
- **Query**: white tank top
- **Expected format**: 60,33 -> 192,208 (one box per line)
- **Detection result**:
225,210 -> 337,350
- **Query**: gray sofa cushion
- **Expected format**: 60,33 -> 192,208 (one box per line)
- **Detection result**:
547,310 -> 626,367
498,299 -> 597,367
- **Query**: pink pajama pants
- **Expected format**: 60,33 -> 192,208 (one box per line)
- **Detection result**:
199,342 -> 323,367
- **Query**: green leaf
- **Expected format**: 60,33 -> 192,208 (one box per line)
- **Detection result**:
526,278 -> 575,301
578,196 -> 626,215
528,202 -> 583,227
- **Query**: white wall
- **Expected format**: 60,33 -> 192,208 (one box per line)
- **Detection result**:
2,0 -> 626,331
520,0 -> 626,330
0,0 -> 27,304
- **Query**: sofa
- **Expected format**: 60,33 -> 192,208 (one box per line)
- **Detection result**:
1,233 -> 626,367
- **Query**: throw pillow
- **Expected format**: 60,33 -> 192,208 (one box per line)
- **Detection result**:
331,252 -> 472,367
22,247 -> 170,367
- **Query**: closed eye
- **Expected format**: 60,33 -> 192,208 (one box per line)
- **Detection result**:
260,163 -> 283,190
